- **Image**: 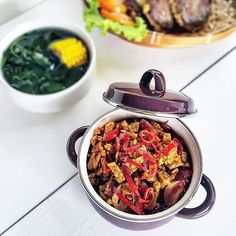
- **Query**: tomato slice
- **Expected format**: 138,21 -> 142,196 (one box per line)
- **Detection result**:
101,9 -> 134,26
99,0 -> 127,14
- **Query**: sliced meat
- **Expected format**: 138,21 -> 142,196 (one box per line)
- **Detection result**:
125,0 -> 143,18
170,0 -> 211,31
164,180 -> 185,207
142,0 -> 174,31
87,152 -> 101,170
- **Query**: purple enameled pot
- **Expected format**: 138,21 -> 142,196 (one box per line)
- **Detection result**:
66,70 -> 216,223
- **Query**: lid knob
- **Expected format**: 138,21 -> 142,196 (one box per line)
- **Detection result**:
139,69 -> 166,96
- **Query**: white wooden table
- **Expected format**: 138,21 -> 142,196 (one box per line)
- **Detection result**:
0,0 -> 236,235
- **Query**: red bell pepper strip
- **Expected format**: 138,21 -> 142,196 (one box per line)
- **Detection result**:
120,156 -> 146,171
119,132 -> 130,151
119,132 -> 130,143
113,188 -> 143,215
137,197 -> 150,204
101,158 -> 111,174
137,187 -> 155,204
115,137 -> 121,152
139,151 -> 156,163
147,142 -> 161,156
143,187 -> 154,201
139,130 -> 156,144
164,141 -> 178,155
149,162 -> 157,176
103,124 -> 120,142
122,165 -> 140,198
141,162 -> 157,180
135,201 -> 144,214
124,143 -> 142,154
140,119 -> 156,133
138,186 -> 149,195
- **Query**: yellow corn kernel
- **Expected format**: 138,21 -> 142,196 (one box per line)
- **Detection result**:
158,157 -> 165,167
135,156 -> 144,164
128,132 -> 138,139
132,139 -> 138,145
105,122 -> 115,134
153,181 -> 161,193
49,38 -> 87,68
104,143 -> 112,151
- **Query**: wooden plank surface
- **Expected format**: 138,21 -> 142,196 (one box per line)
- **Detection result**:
3,49 -> 236,236
1,0 -> 236,233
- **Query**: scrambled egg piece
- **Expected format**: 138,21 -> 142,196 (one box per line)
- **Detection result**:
126,156 -> 144,174
107,162 -> 125,183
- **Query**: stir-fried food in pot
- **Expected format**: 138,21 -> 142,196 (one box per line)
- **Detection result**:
87,119 -> 192,215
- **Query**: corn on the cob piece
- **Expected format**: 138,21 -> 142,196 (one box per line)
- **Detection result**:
49,38 -> 87,68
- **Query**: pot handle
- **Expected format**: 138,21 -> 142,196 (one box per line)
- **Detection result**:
66,126 -> 89,167
178,174 -> 216,219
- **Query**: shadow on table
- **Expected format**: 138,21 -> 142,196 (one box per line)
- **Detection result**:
90,199 -> 174,231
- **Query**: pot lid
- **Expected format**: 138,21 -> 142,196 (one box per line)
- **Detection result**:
103,69 -> 197,118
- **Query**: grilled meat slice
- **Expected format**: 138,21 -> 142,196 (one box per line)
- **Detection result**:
170,0 -> 211,32
125,0 -> 143,18
141,0 -> 174,31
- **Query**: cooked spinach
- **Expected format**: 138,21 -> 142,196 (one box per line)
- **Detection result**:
1,30 -> 90,95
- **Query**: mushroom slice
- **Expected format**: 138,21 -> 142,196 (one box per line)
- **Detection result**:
142,0 -> 174,31
170,0 -> 211,32
164,180 -> 185,207
87,152 -> 101,170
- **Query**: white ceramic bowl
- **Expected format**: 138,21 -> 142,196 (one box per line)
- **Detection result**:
0,20 -> 96,113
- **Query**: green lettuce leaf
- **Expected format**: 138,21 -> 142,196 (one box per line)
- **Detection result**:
83,0 -> 148,42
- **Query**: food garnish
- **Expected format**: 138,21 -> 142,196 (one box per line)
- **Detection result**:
84,0 -> 148,42
49,38 -> 88,69
87,119 -> 192,215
